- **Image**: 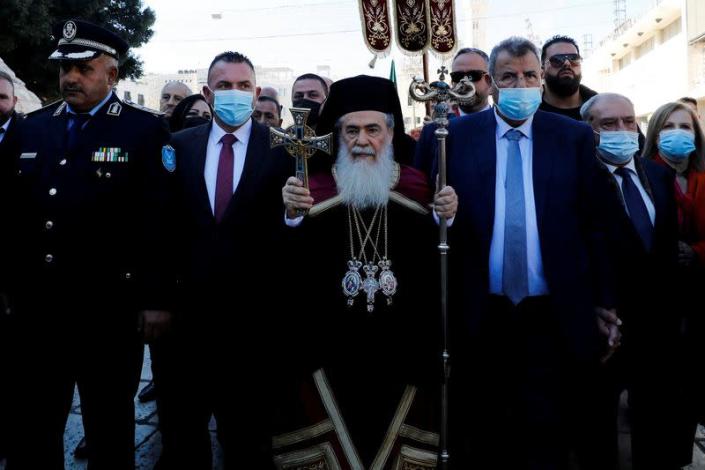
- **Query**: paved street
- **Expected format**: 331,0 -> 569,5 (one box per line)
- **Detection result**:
0,348 -> 703,469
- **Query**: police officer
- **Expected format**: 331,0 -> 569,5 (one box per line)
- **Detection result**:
7,19 -> 174,469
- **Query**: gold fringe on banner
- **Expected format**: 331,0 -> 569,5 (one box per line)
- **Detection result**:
358,0 -> 393,58
392,0 -> 431,57
428,0 -> 458,59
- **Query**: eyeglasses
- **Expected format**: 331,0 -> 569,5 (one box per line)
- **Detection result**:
450,70 -> 487,83
547,53 -> 582,68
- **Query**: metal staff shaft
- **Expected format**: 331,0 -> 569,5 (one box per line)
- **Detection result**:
436,125 -> 451,469
409,67 -> 475,470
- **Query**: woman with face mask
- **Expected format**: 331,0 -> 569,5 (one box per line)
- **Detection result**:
642,100 -> 705,467
169,94 -> 213,132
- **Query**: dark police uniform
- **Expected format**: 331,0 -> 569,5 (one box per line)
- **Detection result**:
6,20 -> 173,470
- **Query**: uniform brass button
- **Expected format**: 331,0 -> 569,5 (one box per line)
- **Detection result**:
48,188 -> 57,196
59,159 -> 67,166
105,172 -> 112,179
45,254 -> 53,263
124,272 -> 132,280
45,220 -> 54,230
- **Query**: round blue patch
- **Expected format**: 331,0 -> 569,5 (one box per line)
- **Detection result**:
162,145 -> 176,173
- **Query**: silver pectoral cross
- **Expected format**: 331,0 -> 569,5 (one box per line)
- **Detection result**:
362,262 -> 380,313
270,107 -> 332,216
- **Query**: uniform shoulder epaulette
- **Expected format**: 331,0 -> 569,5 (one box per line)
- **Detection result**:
25,99 -> 65,118
122,99 -> 164,117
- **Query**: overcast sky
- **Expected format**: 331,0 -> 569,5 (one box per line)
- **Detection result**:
134,0 -> 658,80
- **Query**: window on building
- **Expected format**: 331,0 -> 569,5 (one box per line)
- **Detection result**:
124,91 -> 132,101
617,54 -> 632,70
138,94 -> 145,106
415,117 -> 421,125
662,18 -> 682,42
404,117 -> 411,126
635,37 -> 654,59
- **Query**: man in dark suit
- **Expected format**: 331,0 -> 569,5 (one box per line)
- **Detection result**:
7,19 -> 172,469
0,70 -> 21,162
0,69 -> 19,461
426,36 -> 616,469
152,51 -> 290,469
581,93 -> 681,469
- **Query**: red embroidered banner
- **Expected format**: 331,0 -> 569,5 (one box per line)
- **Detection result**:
393,0 -> 430,56
428,0 -> 457,58
359,0 -> 392,57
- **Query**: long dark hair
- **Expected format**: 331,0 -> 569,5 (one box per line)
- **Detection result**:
169,94 -> 211,132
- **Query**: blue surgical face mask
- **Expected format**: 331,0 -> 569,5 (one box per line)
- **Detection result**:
658,129 -> 695,162
596,130 -> 640,165
496,87 -> 542,121
212,89 -> 254,127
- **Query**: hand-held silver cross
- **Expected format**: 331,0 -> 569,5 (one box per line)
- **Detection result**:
270,107 -> 333,216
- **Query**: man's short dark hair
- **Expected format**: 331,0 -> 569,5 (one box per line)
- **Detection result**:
207,51 -> 255,82
453,47 -> 489,66
293,73 -> 329,97
679,96 -> 698,107
489,37 -> 541,78
257,95 -> 281,117
541,35 -> 580,62
0,71 -> 15,94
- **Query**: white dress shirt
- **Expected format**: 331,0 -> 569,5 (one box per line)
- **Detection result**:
0,116 -> 11,144
603,158 -> 656,225
204,119 -> 251,213
489,109 -> 549,296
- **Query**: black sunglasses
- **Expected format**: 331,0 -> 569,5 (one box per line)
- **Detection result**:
450,70 -> 487,83
547,53 -> 582,68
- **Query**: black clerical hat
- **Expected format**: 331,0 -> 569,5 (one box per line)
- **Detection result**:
317,75 -> 413,163
49,19 -> 129,61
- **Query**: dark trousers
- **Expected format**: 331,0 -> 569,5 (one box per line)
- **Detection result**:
451,295 -> 587,470
7,300 -> 142,470
0,306 -> 14,458
153,314 -> 273,470
586,314 -> 682,470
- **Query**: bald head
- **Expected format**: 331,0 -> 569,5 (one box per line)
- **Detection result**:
160,82 -> 192,118
581,92 -> 637,147
260,86 -> 279,102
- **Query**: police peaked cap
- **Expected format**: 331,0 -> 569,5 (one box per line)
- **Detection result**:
49,19 -> 129,62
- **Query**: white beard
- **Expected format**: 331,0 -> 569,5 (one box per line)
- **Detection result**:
334,139 -> 395,210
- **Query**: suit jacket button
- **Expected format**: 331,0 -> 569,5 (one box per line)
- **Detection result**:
45,254 -> 54,263
48,188 -> 57,196
124,272 -> 132,280
45,220 -> 54,230
105,172 -> 112,179
59,159 -> 67,166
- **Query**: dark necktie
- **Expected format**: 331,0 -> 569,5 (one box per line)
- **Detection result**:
502,129 -> 529,305
214,133 -> 237,223
66,113 -> 91,153
615,166 -> 653,251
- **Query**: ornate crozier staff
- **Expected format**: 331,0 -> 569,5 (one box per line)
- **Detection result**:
408,66 -> 475,470
270,107 -> 333,216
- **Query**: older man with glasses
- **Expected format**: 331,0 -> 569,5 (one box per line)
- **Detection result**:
539,35 -> 598,121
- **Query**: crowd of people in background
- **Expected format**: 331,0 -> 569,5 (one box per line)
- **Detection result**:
0,16 -> 703,470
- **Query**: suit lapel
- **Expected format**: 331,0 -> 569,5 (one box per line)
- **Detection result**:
530,111 -> 554,231
221,119 -> 263,222
49,103 -> 69,159
474,110 -> 497,248
187,123 -> 213,223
